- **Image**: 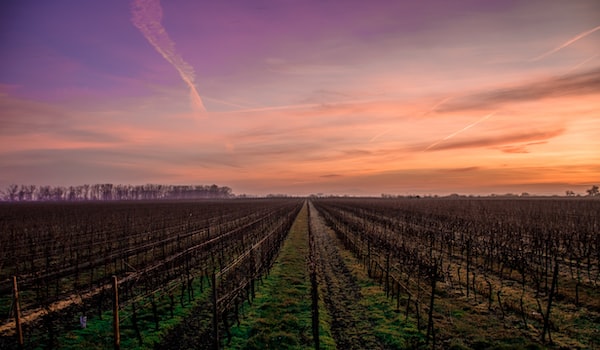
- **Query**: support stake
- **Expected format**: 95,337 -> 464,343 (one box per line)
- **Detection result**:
212,272 -> 219,350
13,276 -> 23,349
112,276 -> 120,350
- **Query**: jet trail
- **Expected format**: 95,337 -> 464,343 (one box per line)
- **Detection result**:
530,24 -> 600,62
230,97 -> 380,114
232,102 -> 324,113
131,0 -> 206,113
564,54 -> 599,75
369,130 -> 389,142
424,112 -> 496,151
426,96 -> 454,114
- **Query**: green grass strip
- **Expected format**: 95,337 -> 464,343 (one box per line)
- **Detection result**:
227,203 -> 334,349
55,277 -> 210,350
334,238 -> 426,349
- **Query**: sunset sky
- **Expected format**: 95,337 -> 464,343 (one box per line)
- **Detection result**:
1,0 -> 599,196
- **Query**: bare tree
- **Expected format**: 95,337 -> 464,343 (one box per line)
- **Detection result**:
5,184 -> 19,201
586,185 -> 599,197
2,183 -> 235,201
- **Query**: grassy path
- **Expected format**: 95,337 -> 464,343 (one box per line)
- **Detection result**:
227,201 -> 423,349
309,202 -> 423,349
310,201 -> 382,349
227,202 -> 334,349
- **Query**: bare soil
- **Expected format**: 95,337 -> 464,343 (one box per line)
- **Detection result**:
309,203 -> 389,350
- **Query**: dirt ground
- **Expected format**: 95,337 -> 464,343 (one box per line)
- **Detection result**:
309,202 -> 391,349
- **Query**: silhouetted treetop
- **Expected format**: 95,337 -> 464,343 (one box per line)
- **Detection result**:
1,183 -> 234,201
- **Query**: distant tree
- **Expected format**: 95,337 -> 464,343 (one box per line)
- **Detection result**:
565,190 -> 575,197
52,186 -> 65,200
27,185 -> 36,200
82,184 -> 90,200
39,185 -> 52,200
102,183 -> 114,200
67,186 -> 77,201
17,185 -> 26,201
2,183 -> 235,201
5,184 -> 18,201
586,185 -> 599,197
220,186 -> 232,198
209,184 -> 220,198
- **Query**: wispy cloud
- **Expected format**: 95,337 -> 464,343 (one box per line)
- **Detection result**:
229,102 -> 324,113
131,0 -> 206,113
427,128 -> 565,152
498,141 -> 548,154
530,24 -> 600,62
266,58 -> 349,75
227,96 -> 385,114
447,167 -> 480,172
437,68 -> 600,112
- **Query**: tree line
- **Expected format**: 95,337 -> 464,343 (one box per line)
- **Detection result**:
1,183 -> 234,201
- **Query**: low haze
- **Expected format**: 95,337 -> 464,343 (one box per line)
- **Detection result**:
1,0 -> 599,196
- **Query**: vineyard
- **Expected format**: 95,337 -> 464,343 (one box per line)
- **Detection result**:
0,199 -> 302,349
1,197 -> 599,349
313,197 -> 600,348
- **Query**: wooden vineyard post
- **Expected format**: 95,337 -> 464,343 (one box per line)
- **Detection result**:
112,276 -> 120,350
310,268 -> 319,350
426,262 -> 437,346
396,281 -> 401,312
367,241 -> 372,277
212,272 -> 219,350
13,276 -> 24,349
385,253 -> 390,297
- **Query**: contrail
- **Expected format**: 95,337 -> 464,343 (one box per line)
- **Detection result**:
229,102 -> 324,113
530,24 -> 600,62
229,97 -> 379,114
425,96 -> 454,115
369,130 -> 389,142
424,112 -> 496,151
131,0 -> 206,113
564,54 -> 599,75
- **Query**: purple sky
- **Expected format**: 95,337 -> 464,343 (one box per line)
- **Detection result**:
1,0 -> 599,196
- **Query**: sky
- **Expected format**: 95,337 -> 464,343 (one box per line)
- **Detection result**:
1,0 -> 599,196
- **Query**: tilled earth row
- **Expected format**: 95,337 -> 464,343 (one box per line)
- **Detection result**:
309,202 -> 390,350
